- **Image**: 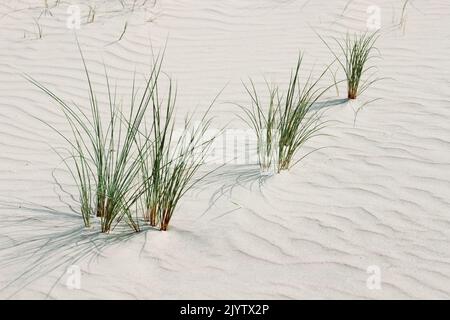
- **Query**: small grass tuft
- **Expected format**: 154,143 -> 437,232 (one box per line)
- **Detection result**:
238,80 -> 280,175
320,32 -> 380,100
240,54 -> 331,173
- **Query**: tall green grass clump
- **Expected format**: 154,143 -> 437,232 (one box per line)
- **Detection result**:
322,32 -> 379,99
27,46 -> 164,233
241,55 -> 330,173
139,80 -> 216,231
278,55 -> 329,171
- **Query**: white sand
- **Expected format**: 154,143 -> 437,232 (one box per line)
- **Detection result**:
1,0 -> 450,299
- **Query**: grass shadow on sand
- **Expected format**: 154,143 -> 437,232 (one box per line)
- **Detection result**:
194,164 -> 269,221
0,197 -> 154,299
309,98 -> 348,112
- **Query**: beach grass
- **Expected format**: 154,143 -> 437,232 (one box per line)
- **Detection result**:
139,78 -> 216,231
240,55 -> 330,173
321,32 -> 379,99
27,43 -> 164,233
239,80 -> 280,175
277,54 -> 329,171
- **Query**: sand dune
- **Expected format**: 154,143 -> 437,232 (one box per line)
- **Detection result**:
1,0 -> 450,299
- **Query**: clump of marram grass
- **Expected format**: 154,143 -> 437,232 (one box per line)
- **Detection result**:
321,32 -> 380,100
278,55 -> 330,171
26,44 -> 164,233
238,80 -> 280,175
139,79 -> 216,231
28,42 -> 217,233
240,54 -> 331,174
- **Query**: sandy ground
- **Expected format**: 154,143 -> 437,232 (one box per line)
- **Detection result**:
1,0 -> 450,299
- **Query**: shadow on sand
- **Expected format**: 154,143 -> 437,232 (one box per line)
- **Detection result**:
0,197 -> 155,298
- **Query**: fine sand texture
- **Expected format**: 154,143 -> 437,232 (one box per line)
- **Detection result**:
1,0 -> 450,299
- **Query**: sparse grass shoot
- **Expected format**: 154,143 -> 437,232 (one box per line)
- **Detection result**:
239,80 -> 280,175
